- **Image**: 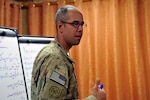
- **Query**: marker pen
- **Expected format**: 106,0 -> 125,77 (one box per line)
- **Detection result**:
99,84 -> 104,91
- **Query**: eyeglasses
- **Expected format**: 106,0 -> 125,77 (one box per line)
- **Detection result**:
61,20 -> 86,28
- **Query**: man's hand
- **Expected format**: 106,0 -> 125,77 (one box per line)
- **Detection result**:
91,79 -> 106,100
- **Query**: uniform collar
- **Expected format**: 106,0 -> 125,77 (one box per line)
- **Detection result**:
54,39 -> 75,63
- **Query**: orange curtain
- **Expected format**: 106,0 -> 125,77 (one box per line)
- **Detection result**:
28,1 -> 57,36
70,0 -> 150,100
0,0 -> 21,33
0,0 -> 5,25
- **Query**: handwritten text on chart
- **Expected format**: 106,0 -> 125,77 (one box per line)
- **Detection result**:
0,37 -> 27,100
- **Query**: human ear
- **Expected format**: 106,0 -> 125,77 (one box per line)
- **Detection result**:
57,21 -> 63,29
57,21 -> 64,33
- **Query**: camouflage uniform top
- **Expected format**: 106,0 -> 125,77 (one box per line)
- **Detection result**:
31,40 -> 78,100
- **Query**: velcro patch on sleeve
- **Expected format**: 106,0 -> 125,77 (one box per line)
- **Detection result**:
50,71 -> 66,86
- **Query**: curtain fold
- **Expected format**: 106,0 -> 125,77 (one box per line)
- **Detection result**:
4,0 -> 10,27
41,2 -> 57,36
10,4 -> 22,34
0,0 -> 5,25
28,2 -> 57,36
0,0 -> 21,33
28,3 -> 42,36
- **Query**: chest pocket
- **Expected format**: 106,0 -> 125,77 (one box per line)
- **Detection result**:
62,56 -> 79,99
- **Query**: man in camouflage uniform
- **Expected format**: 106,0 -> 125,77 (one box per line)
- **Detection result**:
31,5 -> 106,100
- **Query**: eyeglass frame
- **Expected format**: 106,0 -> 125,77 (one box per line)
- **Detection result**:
61,20 -> 87,28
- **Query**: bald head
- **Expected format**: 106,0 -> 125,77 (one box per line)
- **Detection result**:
55,5 -> 82,23
55,5 -> 84,51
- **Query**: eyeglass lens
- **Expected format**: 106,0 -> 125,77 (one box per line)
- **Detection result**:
72,21 -> 84,27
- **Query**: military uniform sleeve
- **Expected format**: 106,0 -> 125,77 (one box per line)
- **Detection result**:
32,54 -> 69,100
83,95 -> 97,100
